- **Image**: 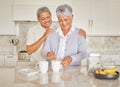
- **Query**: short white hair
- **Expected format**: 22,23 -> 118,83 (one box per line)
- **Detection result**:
56,4 -> 73,16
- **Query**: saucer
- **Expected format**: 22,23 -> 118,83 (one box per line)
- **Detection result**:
19,68 -> 39,77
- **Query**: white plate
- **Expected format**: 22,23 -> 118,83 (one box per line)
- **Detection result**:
19,68 -> 39,77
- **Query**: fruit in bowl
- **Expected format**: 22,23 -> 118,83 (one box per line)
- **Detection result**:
95,67 -> 117,75
94,67 -> 119,80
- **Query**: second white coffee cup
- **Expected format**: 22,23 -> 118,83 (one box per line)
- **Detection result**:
51,60 -> 62,72
35,61 -> 48,73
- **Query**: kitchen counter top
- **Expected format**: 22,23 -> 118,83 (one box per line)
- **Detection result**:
0,64 -> 120,87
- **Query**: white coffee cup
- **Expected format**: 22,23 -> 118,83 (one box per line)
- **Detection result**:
52,72 -> 61,83
39,73 -> 48,85
51,60 -> 62,72
35,61 -> 48,73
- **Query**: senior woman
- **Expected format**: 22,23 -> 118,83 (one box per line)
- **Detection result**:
43,4 -> 87,67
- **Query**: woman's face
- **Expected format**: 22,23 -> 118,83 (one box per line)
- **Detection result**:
58,15 -> 73,31
38,12 -> 52,28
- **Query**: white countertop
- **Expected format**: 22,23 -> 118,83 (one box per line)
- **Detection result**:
0,63 -> 120,87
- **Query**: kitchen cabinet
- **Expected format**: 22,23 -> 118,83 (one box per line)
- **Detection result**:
72,0 -> 120,36
13,0 -> 120,35
108,0 -> 120,35
72,0 -> 89,32
0,0 -> 16,35
5,55 -> 18,66
89,0 -> 120,36
72,0 -> 108,36
13,0 -> 72,21
0,54 -> 18,67
88,0 -> 108,36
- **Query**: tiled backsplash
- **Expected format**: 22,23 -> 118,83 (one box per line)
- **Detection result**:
86,36 -> 120,54
0,21 -> 120,55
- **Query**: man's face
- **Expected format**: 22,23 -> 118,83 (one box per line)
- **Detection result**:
38,12 -> 52,28
58,15 -> 73,31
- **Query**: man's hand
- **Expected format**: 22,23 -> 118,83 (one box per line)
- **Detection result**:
61,56 -> 72,67
47,52 -> 57,60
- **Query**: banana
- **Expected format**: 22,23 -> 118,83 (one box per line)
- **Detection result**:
95,67 -> 117,75
99,70 -> 106,75
103,67 -> 116,74
95,70 -> 99,74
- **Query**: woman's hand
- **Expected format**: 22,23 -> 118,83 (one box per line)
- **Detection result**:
44,29 -> 54,38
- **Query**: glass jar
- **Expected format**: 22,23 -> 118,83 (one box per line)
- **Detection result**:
87,53 -> 101,73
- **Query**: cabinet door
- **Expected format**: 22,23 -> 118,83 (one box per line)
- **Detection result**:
13,0 -> 72,21
5,55 -> 17,66
89,0 -> 108,35
108,0 -> 120,35
72,0 -> 109,36
72,0 -> 89,32
0,55 -> 4,66
0,0 -> 15,35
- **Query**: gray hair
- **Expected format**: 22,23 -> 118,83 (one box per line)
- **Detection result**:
37,7 -> 51,18
56,4 -> 73,16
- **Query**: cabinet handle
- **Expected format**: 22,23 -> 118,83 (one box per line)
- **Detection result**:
91,20 -> 93,31
88,20 -> 91,32
7,56 -> 13,58
89,19 -> 92,32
